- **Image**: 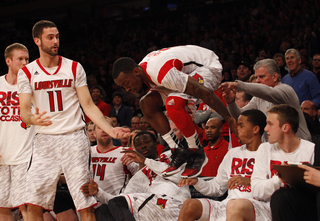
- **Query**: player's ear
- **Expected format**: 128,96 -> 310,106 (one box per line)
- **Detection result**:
5,57 -> 11,66
253,125 -> 260,135
34,37 -> 41,46
133,67 -> 142,77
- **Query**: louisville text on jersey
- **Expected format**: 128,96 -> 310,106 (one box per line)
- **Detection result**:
34,79 -> 73,90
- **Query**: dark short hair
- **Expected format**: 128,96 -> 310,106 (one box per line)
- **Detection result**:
112,92 -> 123,99
133,131 -> 157,146
32,20 -> 57,39
240,109 -> 266,136
112,57 -> 139,79
267,104 -> 299,134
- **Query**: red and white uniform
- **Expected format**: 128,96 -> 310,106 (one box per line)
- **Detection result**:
17,56 -> 96,211
194,145 -> 271,221
0,75 -> 35,208
140,45 -> 222,112
95,151 -> 191,221
91,146 -> 139,195
0,75 -> 34,165
252,139 -> 314,202
17,56 -> 86,134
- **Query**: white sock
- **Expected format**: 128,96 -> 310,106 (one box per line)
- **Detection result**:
162,129 -> 179,149
185,131 -> 201,149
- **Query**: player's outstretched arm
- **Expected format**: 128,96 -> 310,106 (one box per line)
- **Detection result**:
76,86 -> 132,139
19,93 -> 52,126
184,77 -> 237,136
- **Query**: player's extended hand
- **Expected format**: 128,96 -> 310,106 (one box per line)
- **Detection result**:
218,82 -> 237,104
121,148 -> 146,165
34,107 -> 52,126
80,179 -> 98,196
299,164 -> 320,187
178,178 -> 198,187
228,175 -> 250,190
110,127 -> 134,139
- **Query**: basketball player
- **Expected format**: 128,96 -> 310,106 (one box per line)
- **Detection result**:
0,43 -> 34,221
112,45 -> 237,178
17,20 -> 131,221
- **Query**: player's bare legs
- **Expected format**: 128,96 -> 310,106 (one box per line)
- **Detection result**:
19,205 -> 28,220
79,207 -> 96,221
140,91 -> 170,135
27,204 -> 43,221
177,199 -> 202,221
226,199 -> 255,221
0,208 -> 14,221
56,209 -> 78,221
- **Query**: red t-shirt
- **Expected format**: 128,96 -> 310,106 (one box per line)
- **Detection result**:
85,99 -> 111,122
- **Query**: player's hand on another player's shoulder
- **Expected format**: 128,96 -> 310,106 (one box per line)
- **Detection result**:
80,179 -> 98,196
178,178 -> 198,187
34,107 -> 52,126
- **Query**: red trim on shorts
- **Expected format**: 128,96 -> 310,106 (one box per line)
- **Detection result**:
36,56 -> 62,75
204,198 -> 211,221
126,195 -> 134,216
25,203 -> 52,211
77,202 -> 98,212
72,61 -> 78,80
12,203 -> 26,209
157,59 -> 183,83
248,200 -> 256,221
21,66 -> 32,83
96,146 -> 120,153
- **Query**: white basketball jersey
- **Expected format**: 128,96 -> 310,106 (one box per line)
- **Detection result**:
0,75 -> 34,165
17,56 -> 87,134
139,45 -> 222,92
91,146 -> 139,195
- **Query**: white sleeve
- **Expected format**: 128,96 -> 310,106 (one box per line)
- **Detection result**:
75,62 -> 87,88
193,151 -> 230,197
251,144 -> 283,201
95,187 -> 116,204
17,69 -> 32,94
160,68 -> 189,93
127,162 -> 140,176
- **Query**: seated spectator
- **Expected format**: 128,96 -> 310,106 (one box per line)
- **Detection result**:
110,92 -> 133,127
236,60 -> 252,82
248,74 -> 257,83
177,109 -> 269,221
80,131 -> 191,221
301,100 -> 320,143
200,117 -> 229,177
86,121 -> 96,146
220,58 -> 311,141
235,90 -> 252,108
273,53 -> 289,78
84,85 -> 111,123
139,116 -> 151,131
127,129 -> 141,149
130,116 -> 141,131
251,104 -> 315,220
312,53 -> 320,83
282,48 -> 320,107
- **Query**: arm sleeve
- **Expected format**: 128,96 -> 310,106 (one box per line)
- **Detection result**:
306,75 -> 320,107
17,69 -> 32,94
75,62 -> 87,88
251,145 -> 283,201
123,171 -> 148,194
237,81 -> 294,104
95,187 -> 116,204
127,162 -> 140,176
